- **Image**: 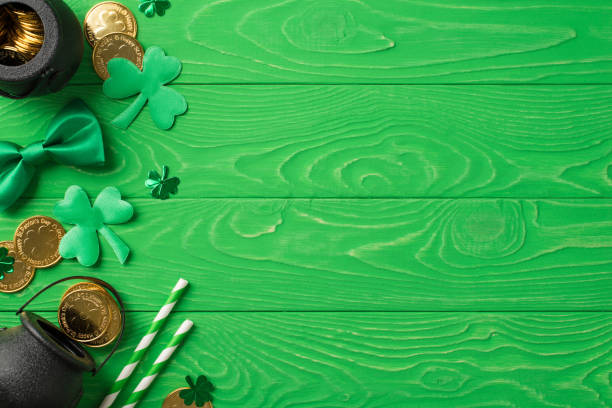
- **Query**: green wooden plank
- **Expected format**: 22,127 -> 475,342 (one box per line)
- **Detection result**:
0,198 -> 610,312
5,85 -> 612,199
61,0 -> 612,85
1,311 -> 610,407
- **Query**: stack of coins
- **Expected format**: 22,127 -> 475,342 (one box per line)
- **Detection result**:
0,216 -> 65,294
58,282 -> 122,348
0,4 -> 44,66
84,1 -> 143,80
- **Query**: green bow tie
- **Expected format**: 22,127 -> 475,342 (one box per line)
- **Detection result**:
0,99 -> 104,211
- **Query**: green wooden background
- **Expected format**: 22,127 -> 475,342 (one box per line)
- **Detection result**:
1,0 -> 612,406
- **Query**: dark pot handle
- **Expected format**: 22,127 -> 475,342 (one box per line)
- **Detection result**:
16,276 -> 126,375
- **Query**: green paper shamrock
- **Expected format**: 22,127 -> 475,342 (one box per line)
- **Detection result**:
146,165 -> 180,199
179,375 -> 214,407
54,186 -> 134,267
0,247 -> 14,280
103,46 -> 187,130
138,0 -> 171,17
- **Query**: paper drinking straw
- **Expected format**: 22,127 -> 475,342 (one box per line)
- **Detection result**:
121,319 -> 194,408
99,278 -> 189,408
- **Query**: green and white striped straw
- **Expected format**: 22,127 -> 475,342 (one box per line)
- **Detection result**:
99,278 -> 189,408
121,319 -> 194,408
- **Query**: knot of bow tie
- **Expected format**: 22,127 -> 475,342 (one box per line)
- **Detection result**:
0,99 -> 105,211
19,141 -> 49,166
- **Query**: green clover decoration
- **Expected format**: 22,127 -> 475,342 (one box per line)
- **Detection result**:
103,46 -> 187,130
138,0 -> 171,17
179,375 -> 214,407
0,247 -> 14,280
54,186 -> 134,267
146,165 -> 180,200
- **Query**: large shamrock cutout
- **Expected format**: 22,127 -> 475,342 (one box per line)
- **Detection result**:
179,375 -> 214,407
139,0 -> 171,17
103,46 -> 187,130
54,186 -> 134,267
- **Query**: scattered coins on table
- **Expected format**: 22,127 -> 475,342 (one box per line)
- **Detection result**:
0,215 -> 65,294
84,1 -> 143,80
58,282 -> 122,347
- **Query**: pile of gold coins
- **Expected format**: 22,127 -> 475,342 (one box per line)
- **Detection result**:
84,1 -> 143,80
0,4 -> 44,66
58,282 -> 122,348
0,216 -> 65,294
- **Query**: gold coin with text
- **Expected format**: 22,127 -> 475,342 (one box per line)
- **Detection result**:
92,32 -> 143,80
58,289 -> 111,342
14,216 -> 65,268
86,287 -> 122,347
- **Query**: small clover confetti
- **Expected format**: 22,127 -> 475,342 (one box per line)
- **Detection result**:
103,46 -> 187,130
179,375 -> 214,407
138,0 -> 171,17
54,186 -> 134,267
146,165 -> 180,200
0,247 -> 14,280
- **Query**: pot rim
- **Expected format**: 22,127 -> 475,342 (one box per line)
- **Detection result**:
20,311 -> 95,372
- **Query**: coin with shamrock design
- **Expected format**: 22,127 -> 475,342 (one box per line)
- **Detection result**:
58,288 -> 111,342
14,216 -> 65,268
61,282 -> 123,348
0,241 -> 35,293
84,1 -> 138,47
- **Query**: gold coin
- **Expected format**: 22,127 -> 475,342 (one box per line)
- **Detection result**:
58,288 -> 111,342
92,32 -> 143,80
60,282 -> 122,347
2,5 -> 44,60
0,48 -> 29,66
87,289 -> 122,347
14,216 -> 65,268
61,282 -> 106,302
162,389 -> 213,408
0,241 -> 36,293
84,1 -> 137,47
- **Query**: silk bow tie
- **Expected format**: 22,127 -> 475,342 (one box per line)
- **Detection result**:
0,99 -> 104,211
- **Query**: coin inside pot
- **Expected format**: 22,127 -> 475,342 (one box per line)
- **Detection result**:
0,3 -> 44,66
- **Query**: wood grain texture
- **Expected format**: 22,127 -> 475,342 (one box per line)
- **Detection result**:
1,311 -> 611,407
4,85 -> 612,199
62,0 -> 612,84
2,1 -> 609,407
0,198 -> 610,312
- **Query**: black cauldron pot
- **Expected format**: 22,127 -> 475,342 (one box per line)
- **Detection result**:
0,277 -> 125,408
0,0 -> 83,98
